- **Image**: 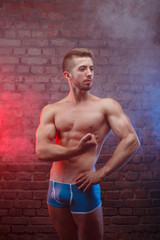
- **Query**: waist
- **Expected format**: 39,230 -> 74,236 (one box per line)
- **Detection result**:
50,160 -> 96,183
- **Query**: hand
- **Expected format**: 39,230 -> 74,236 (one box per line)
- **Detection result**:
78,133 -> 97,153
74,168 -> 105,192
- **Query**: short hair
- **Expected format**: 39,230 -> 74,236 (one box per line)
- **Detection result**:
62,48 -> 94,72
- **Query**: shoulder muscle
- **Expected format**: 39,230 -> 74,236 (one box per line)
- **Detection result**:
102,98 -> 134,139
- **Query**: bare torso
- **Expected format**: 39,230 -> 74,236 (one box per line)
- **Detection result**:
50,94 -> 111,183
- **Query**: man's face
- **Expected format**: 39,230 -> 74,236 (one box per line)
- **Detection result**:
67,57 -> 94,91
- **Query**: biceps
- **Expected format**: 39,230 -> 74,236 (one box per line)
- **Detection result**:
36,123 -> 56,145
109,114 -> 134,139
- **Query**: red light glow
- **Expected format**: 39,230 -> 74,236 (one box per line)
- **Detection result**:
0,92 -> 35,162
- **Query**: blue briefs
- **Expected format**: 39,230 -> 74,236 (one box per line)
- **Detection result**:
47,179 -> 102,214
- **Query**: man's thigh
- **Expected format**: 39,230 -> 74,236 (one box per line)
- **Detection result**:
72,205 -> 103,240
48,205 -> 79,240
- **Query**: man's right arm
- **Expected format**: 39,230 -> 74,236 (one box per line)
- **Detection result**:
35,105 -> 97,161
35,105 -> 80,161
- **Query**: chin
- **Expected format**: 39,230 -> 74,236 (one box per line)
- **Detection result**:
82,84 -> 92,91
81,86 -> 91,91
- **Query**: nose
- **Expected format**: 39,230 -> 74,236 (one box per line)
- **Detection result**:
86,68 -> 93,76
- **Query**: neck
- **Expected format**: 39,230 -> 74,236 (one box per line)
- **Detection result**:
68,88 -> 90,104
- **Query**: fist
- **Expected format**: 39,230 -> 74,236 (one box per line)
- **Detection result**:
78,133 -> 97,152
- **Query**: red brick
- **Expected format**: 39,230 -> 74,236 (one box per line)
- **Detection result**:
0,39 -> 21,47
146,207 -> 160,216
32,31 -> 44,38
31,83 -> 46,91
104,191 -> 119,199
21,57 -> 47,65
115,181 -> 142,190
119,208 -> 132,216
126,199 -> 151,208
31,217 -> 51,225
45,66 -> 58,75
9,208 -> 22,216
0,164 -> 8,172
28,47 -> 41,55
25,225 -> 55,234
11,225 -> 25,233
3,172 -> 17,180
0,209 -> 8,216
42,48 -> 55,56
3,83 -> 16,91
153,171 -> 160,180
18,191 -> 32,200
6,2 -> 21,10
118,225 -> 135,233
2,65 -> 16,73
31,66 -> 44,74
55,2 -> 82,11
33,173 -> 48,181
135,190 -> 147,199
36,208 -> 48,216
150,161 -> 160,170
17,65 -> 29,73
23,208 -> 36,216
120,190 -> 133,199
15,200 -> 41,209
44,30 -> 59,38
50,39 -> 76,48
0,56 -> 19,64
123,163 -> 149,172
2,216 -> 29,225
143,181 -> 160,189
4,30 -> 17,38
0,47 -> 12,54
18,30 -> 31,38
32,2 -> 55,10
3,191 -> 17,199
22,39 -> 48,47
150,190 -> 160,198
36,164 -> 51,172
140,172 -> 152,180
125,172 -> 139,181
103,200 -> 125,208
14,48 -> 26,55
112,216 -> 139,225
103,207 -> 118,216
33,191 -> 47,200
0,225 -> 10,233
23,11 -> 32,20
0,182 -> 6,189
143,216 -> 160,224
8,163 -> 36,172
100,182 -> 115,191
30,182 -> 48,190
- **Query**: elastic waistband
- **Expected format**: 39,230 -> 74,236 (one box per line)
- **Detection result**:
49,179 -> 74,185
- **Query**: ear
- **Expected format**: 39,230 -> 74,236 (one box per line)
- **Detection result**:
64,71 -> 71,81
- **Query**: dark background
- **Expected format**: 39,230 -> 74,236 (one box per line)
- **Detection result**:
0,0 -> 160,239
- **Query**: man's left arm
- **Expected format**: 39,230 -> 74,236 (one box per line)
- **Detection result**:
101,98 -> 140,176
74,98 -> 140,191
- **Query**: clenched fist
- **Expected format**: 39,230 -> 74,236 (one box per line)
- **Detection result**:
78,133 -> 98,153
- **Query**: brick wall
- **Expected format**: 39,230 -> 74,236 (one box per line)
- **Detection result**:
0,1 -> 160,240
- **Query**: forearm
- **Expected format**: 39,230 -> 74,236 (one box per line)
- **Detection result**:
36,142 -> 80,162
102,133 -> 140,177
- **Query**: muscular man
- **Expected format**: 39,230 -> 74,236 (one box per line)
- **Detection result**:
36,48 -> 140,240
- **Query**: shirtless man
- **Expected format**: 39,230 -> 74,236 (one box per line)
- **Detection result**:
36,48 -> 140,240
